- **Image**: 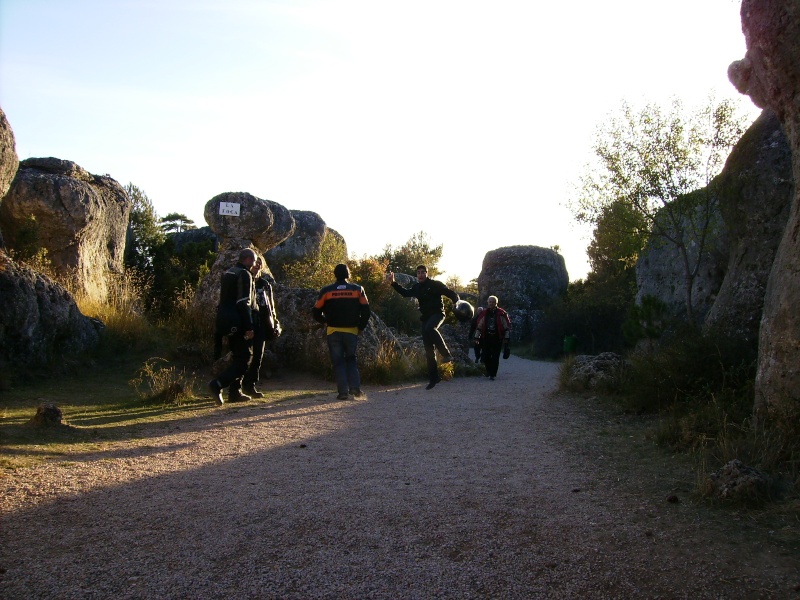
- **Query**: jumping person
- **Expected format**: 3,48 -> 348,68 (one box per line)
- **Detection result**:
473,295 -> 512,380
387,265 -> 459,390
313,263 -> 371,400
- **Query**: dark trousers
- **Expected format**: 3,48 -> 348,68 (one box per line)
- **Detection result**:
482,336 -> 502,377
327,331 -> 361,395
421,313 -> 450,382
244,324 -> 267,387
215,332 -> 253,391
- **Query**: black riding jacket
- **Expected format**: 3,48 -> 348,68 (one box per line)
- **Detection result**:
313,279 -> 371,330
391,277 -> 459,319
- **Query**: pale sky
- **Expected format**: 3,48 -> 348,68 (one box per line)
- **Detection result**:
0,0 -> 760,284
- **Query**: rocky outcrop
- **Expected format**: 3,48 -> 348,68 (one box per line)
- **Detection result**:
706,459 -> 772,501
477,246 -> 568,341
704,110 -> 793,343
263,210 -> 347,282
729,0 -> 800,423
565,352 -> 625,391
634,202 -> 728,325
170,225 -> 217,253
193,192 -> 295,313
0,251 -> 102,372
0,158 -> 130,303
0,107 -> 19,248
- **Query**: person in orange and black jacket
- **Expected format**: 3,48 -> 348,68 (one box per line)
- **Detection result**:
473,295 -> 512,380
387,265 -> 459,390
210,248 -> 257,405
313,263 -> 371,400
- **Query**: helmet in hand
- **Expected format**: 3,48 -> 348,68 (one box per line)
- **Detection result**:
453,300 -> 475,322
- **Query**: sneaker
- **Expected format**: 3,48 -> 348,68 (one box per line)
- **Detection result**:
337,393 -> 349,400
243,385 -> 264,399
209,380 -> 224,405
228,389 -> 252,402
351,388 -> 363,398
426,376 -> 442,390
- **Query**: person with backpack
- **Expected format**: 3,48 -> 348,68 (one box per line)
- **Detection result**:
242,256 -> 281,398
210,248 -> 257,405
473,295 -> 512,380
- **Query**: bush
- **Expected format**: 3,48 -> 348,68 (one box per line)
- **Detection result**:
128,357 -> 196,404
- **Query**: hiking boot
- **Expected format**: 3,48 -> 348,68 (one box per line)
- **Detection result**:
336,393 -> 349,400
243,384 -> 264,398
489,376 -> 495,381
426,376 -> 442,390
209,380 -> 224,405
228,389 -> 252,403
351,388 -> 363,398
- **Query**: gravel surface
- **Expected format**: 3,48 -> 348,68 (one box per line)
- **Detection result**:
1,357 -> 798,599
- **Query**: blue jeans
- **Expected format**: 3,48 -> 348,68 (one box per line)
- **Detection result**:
327,331 -> 361,395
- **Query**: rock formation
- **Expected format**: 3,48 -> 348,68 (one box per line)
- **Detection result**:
0,157 -> 130,304
0,110 -> 101,374
263,210 -> 347,282
635,109 -> 792,336
476,246 -> 568,342
0,107 -> 19,248
704,110 -> 793,343
0,251 -> 102,373
729,0 -> 800,423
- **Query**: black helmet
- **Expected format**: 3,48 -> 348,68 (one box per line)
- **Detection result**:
453,300 -> 474,322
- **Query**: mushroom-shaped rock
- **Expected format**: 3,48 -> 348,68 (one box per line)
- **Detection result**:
204,192 -> 295,253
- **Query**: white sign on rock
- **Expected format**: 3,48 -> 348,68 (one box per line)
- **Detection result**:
219,202 -> 241,216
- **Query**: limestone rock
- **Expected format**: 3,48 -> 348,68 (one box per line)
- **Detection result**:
565,352 -> 625,391
707,459 -> 771,501
635,202 -> 728,325
263,210 -> 347,281
28,403 -> 63,427
730,0 -> 800,421
0,251 -> 101,371
704,110 -> 793,343
0,106 -> 19,248
203,191 -> 295,254
0,157 -> 130,303
477,246 -> 568,341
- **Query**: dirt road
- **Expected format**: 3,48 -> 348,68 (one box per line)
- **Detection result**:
1,357 -> 798,598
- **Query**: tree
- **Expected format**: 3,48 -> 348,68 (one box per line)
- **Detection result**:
570,96 -> 747,322
378,231 -> 444,277
124,183 -> 165,274
159,212 -> 196,234
282,232 -> 348,289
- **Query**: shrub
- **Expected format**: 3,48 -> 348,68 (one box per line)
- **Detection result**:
128,357 -> 196,404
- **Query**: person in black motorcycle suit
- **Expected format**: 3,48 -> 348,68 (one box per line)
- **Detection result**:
387,265 -> 459,390
209,248 -> 257,405
242,256 -> 281,398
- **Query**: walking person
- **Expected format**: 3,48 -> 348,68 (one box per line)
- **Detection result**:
313,263 -> 371,400
242,257 -> 281,398
209,248 -> 257,405
387,265 -> 459,390
473,295 -> 512,380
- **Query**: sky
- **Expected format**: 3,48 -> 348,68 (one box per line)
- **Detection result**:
0,0 -> 760,285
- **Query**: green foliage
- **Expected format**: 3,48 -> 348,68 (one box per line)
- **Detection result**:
283,232 -> 347,289
571,96 -> 748,321
148,237 -> 216,316
530,269 -> 635,358
378,231 -> 443,277
622,294 -> 670,346
124,183 -> 166,275
349,255 -> 392,307
159,212 -> 196,234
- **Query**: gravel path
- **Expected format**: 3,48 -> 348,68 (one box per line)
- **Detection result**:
1,357 -> 798,599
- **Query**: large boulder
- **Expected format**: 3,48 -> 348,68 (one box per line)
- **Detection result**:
476,246 -> 568,342
263,210 -> 347,282
729,0 -> 800,423
704,110 -> 793,343
0,251 -> 102,373
634,201 -> 728,325
0,107 -> 19,248
0,158 -> 130,304
194,192 -> 295,314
